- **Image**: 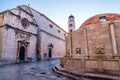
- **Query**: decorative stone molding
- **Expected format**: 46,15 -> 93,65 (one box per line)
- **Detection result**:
15,29 -> 32,40
18,40 -> 30,47
16,40 -> 29,63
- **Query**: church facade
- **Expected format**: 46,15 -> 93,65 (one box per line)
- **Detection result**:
0,5 -> 67,63
30,7 -> 67,60
61,13 -> 120,75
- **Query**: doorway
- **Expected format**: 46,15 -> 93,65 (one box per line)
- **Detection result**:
19,46 -> 25,60
48,48 -> 52,58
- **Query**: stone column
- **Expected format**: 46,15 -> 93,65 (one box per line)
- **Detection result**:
24,46 -> 27,61
110,23 -> 118,56
84,29 -> 89,58
16,41 -> 20,63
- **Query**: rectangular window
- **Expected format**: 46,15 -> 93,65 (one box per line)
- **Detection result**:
49,24 -> 53,28
58,30 -> 60,33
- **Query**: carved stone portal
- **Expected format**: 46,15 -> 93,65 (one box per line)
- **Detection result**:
16,40 -> 29,63
15,29 -> 31,40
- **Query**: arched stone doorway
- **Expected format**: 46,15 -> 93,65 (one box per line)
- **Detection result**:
48,43 -> 53,58
16,40 -> 29,63
19,46 -> 25,60
48,48 -> 52,58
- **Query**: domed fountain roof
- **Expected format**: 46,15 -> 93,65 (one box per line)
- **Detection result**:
80,13 -> 120,28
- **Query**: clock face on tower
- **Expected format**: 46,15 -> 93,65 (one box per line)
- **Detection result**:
21,18 -> 29,28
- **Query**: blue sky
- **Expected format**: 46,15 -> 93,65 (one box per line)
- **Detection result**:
0,0 -> 120,31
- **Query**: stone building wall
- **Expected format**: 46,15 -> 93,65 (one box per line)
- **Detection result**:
66,21 -> 120,58
2,27 -> 17,61
0,12 -> 7,59
40,31 -> 66,59
0,26 -> 6,59
27,35 -> 37,58
31,8 -> 67,59
0,6 -> 38,63
63,14 -> 120,75
71,29 -> 85,57
85,23 -> 113,58
0,5 -> 67,62
114,20 -> 120,54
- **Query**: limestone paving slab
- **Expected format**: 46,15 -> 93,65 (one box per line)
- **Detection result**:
0,59 -> 68,80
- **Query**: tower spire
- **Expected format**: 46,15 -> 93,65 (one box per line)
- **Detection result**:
68,15 -> 75,33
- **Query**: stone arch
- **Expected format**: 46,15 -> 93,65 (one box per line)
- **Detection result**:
19,46 -> 25,60
48,43 -> 53,58
16,40 -> 29,63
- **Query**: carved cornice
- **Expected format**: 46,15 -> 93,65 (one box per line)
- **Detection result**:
18,40 -> 30,47
9,11 -> 20,18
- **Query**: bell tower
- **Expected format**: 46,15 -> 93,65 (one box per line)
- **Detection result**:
68,15 -> 75,32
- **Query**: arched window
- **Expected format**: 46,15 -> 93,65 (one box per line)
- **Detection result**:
99,16 -> 107,22
49,24 -> 53,28
70,30 -> 72,32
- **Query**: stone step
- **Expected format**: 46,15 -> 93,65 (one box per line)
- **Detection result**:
53,65 -> 120,80
52,66 -> 81,80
